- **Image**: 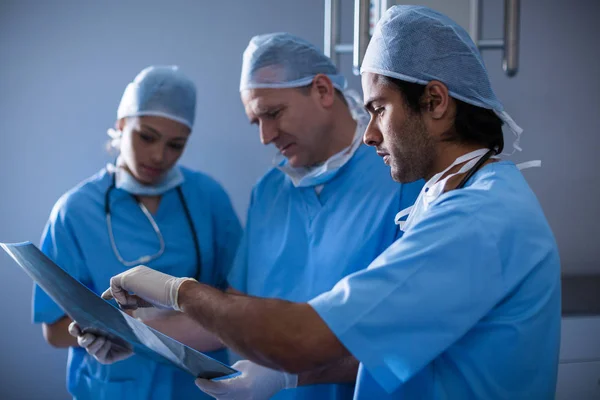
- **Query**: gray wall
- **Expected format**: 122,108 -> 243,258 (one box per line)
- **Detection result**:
0,0 -> 598,398
479,0 -> 600,275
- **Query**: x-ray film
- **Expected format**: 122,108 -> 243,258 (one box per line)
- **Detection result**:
1,241 -> 237,379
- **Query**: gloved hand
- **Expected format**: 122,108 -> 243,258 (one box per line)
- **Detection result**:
101,265 -> 196,311
195,360 -> 298,400
68,322 -> 133,365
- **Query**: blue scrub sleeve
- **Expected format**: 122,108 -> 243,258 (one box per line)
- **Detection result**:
211,185 -> 243,290
32,203 -> 90,324
309,201 -> 506,393
226,231 -> 248,292
226,188 -> 257,292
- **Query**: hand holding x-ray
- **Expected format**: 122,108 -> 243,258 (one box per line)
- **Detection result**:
195,360 -> 298,400
68,321 -> 133,365
2,242 -> 237,379
101,265 -> 195,311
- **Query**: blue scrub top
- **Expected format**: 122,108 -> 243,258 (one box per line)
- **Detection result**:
33,166 -> 242,400
228,144 -> 423,400
310,161 -> 561,400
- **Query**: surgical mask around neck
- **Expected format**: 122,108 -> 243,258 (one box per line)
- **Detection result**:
395,149 -> 492,232
394,148 -> 541,233
275,121 -> 365,188
107,159 -> 184,196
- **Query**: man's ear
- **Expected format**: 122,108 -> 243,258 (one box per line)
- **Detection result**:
422,80 -> 450,120
312,74 -> 335,108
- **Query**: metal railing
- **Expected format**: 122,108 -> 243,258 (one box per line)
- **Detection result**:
325,0 -> 520,77
324,0 -> 388,75
470,0 -> 520,77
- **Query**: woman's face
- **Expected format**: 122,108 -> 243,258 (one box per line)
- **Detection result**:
118,116 -> 191,185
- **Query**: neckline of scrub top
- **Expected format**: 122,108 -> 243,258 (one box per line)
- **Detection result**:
293,145 -> 369,224
109,185 -> 180,221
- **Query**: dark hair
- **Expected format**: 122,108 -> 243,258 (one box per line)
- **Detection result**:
383,77 -> 504,153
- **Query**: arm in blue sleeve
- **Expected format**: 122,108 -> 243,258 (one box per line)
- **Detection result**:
33,200 -> 90,324
309,199 -> 505,393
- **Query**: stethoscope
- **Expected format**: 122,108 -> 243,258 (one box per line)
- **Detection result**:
455,148 -> 497,189
104,172 -> 202,279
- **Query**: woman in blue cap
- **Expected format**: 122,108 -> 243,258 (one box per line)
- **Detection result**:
33,65 -> 242,399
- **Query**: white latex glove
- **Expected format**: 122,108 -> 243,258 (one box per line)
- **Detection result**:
195,360 -> 298,400
68,322 -> 133,365
101,265 -> 196,311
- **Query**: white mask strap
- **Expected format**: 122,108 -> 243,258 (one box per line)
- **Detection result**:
516,160 -> 541,170
428,148 -> 490,188
394,206 -> 414,227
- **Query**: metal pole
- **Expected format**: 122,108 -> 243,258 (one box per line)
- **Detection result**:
370,0 -> 381,36
324,0 -> 339,63
353,0 -> 371,75
469,0 -> 481,42
478,39 -> 504,49
503,0 -> 520,77
380,0 -> 395,14
334,44 -> 353,53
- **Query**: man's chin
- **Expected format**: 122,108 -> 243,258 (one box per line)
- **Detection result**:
391,171 -> 404,183
286,156 -> 304,168
391,167 -> 419,184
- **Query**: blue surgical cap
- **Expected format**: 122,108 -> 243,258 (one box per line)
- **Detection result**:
362,6 -> 523,151
117,65 -> 196,130
240,32 -> 347,92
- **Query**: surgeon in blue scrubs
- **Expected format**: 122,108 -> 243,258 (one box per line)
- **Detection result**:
92,7 -> 560,400
69,33 -> 423,400
221,33 -> 423,400
33,65 -> 242,399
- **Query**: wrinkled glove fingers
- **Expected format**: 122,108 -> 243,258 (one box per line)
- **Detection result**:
67,322 -> 81,338
102,288 -> 153,310
195,378 -> 232,396
76,332 -> 95,348
100,287 -> 114,301
102,276 -> 131,306
102,275 -> 132,305
80,334 -> 106,354
101,286 -> 136,308
94,338 -> 114,363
